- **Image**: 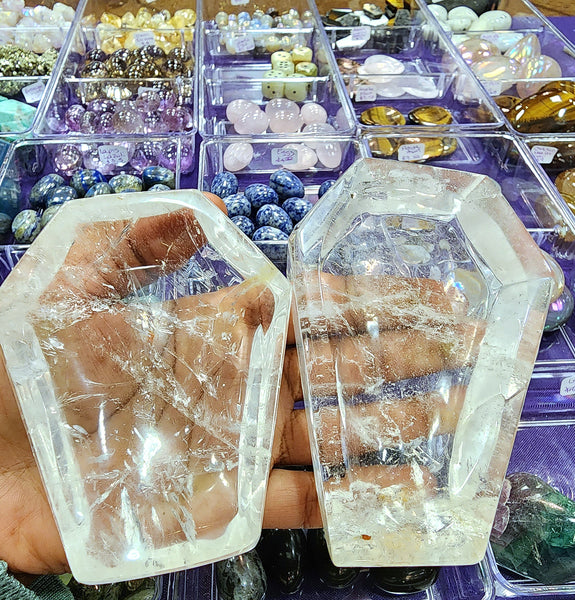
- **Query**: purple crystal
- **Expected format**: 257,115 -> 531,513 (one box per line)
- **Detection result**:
87,98 -> 116,114
79,111 -> 98,134
114,99 -> 136,113
111,109 -> 145,134
96,112 -> 115,134
129,141 -> 162,173
46,105 -> 68,134
179,143 -> 195,173
163,106 -> 193,132
159,141 -> 194,173
142,111 -> 167,134
53,144 -> 83,176
156,88 -> 176,111
135,90 -> 161,113
65,104 -> 86,132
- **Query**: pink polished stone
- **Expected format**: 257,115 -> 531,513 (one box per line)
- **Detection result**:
303,122 -> 336,149
504,33 -> 541,65
223,142 -> 254,172
265,98 -> 300,118
300,102 -> 328,125
281,143 -> 317,170
233,108 -> 270,134
226,99 -> 259,123
269,110 -> 303,134
457,38 -> 500,65
111,109 -> 145,134
516,55 -> 562,97
335,106 -> 349,131
316,140 -> 342,169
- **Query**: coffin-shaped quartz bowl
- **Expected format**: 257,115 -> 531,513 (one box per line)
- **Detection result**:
0,190 -> 290,584
288,157 -> 553,567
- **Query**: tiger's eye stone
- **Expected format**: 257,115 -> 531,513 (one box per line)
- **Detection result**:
80,61 -> 109,78
359,106 -> 405,126
107,55 -> 127,73
308,529 -> 360,588
507,89 -> 575,133
556,169 -> 575,198
397,137 -> 457,162
138,44 -> 165,60
168,47 -> 191,63
494,95 -> 521,115
164,57 -> 184,77
539,80 -> 575,95
257,529 -> 306,594
408,105 -> 453,126
371,567 -> 441,594
337,57 -> 360,74
369,137 -> 398,157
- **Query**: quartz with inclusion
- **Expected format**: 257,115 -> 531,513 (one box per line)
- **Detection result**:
0,190 -> 290,584
288,158 -> 553,567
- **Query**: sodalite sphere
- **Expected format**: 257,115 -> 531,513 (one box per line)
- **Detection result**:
269,170 -> 305,200
142,166 -> 175,190
282,197 -> 312,223
232,215 -> 255,238
46,186 -> 78,207
211,172 -> 239,199
223,193 -> 252,218
318,179 -> 336,198
29,174 -> 65,209
244,184 -> 279,210
109,174 -> 144,193
256,204 -> 293,235
148,184 -> 172,192
252,226 -> 289,241
12,209 -> 41,243
85,182 -> 113,197
70,169 -> 106,196
0,179 -> 21,218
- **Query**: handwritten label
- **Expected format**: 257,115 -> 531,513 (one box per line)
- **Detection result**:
482,79 -> 503,96
351,26 -> 371,42
398,143 -> 425,162
98,145 -> 129,165
234,34 -> 255,53
531,145 -> 558,165
272,147 -> 299,166
22,80 -> 45,104
132,31 -> 156,48
355,85 -> 376,102
560,375 -> 575,398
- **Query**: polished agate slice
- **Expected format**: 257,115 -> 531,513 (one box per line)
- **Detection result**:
288,158 -> 553,567
0,191 -> 290,583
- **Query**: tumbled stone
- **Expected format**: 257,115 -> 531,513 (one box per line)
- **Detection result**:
216,549 -> 267,600
257,529 -> 306,593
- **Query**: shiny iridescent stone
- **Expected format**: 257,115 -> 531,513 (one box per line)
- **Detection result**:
142,166 -> 175,190
29,174 -> 65,209
307,529 -> 360,588
46,186 -> 79,207
269,170 -> 305,200
231,215 -> 255,238
371,567 -> 441,594
282,197 -> 312,223
12,209 -> 41,243
544,287 -> 574,332
257,529 -> 306,594
85,183 -> 113,198
256,204 -> 293,235
318,179 -> 336,198
223,193 -> 252,218
211,172 -> 239,199
244,183 -> 279,210
109,174 -> 143,194
216,550 -> 267,600
70,169 -> 107,196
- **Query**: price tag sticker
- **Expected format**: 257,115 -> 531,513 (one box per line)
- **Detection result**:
22,80 -> 45,104
272,147 -> 299,166
351,26 -> 371,42
398,143 -> 425,162
98,145 -> 129,166
234,34 -> 255,53
561,375 -> 575,398
355,85 -> 376,102
531,145 -> 558,164
133,31 -> 156,48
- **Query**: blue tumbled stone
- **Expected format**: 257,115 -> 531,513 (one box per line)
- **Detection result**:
256,204 -> 293,235
232,215 -> 255,238
211,172 -> 239,199
142,166 -> 175,190
29,174 -> 65,209
147,184 -> 172,192
252,226 -> 289,263
85,182 -> 113,197
252,226 -> 290,241
46,185 -> 78,207
109,174 -> 143,194
223,193 -> 252,218
318,179 -> 336,198
244,183 -> 279,210
70,169 -> 106,196
40,205 -> 61,229
282,197 -> 312,224
269,170 -> 305,200
0,179 -> 21,218
12,209 -> 41,243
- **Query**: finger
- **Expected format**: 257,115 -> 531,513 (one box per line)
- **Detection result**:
263,468 -> 322,529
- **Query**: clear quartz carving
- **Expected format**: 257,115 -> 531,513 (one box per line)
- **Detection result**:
288,158 -> 553,567
0,190 -> 290,583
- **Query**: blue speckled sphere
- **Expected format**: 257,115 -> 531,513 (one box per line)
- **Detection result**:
0,179 -> 21,218
269,170 -> 305,200
29,174 -> 65,209
282,197 -> 312,224
318,179 -> 336,198
46,185 -> 78,207
252,226 -> 290,262
223,193 -> 252,218
252,226 -> 289,241
109,174 -> 144,193
211,172 -> 238,199
85,182 -> 113,197
40,205 -> 61,229
70,169 -> 106,196
244,184 -> 279,210
142,166 -> 175,190
12,209 -> 41,243
0,212 -> 11,235
256,204 -> 293,235
148,184 -> 172,192
232,215 -> 255,238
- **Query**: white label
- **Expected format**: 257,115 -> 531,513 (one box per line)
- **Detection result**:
560,375 -> 575,398
398,143 -> 426,162
98,145 -> 129,165
272,147 -> 299,166
234,34 -> 255,53
231,0 -> 248,5
351,26 -> 371,42
22,80 -> 45,104
355,85 -> 376,102
482,79 -> 503,96
531,145 -> 558,165
132,31 -> 156,48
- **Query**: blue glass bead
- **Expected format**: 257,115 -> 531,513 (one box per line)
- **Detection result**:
40,205 -> 61,229
256,204 -> 293,235
282,197 -> 312,224
269,169 -> 305,200
148,184 -> 172,192
29,174 -> 65,209
46,186 -> 78,207
142,166 -> 175,190
252,226 -> 290,241
223,193 -> 252,218
0,179 -> 20,218
0,212 -> 11,235
232,215 -> 255,238
85,182 -> 113,197
211,172 -> 239,199
12,209 -> 41,243
70,169 -> 106,196
244,183 -> 279,210
318,179 -> 336,198
109,174 -> 144,193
